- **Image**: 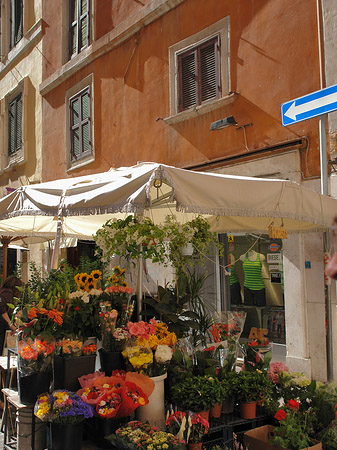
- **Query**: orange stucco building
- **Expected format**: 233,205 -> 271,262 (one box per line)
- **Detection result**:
40,0 -> 322,181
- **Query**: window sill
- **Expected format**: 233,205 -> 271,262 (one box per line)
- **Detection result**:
0,20 -> 42,77
3,152 -> 26,172
163,93 -> 236,125
67,153 -> 95,173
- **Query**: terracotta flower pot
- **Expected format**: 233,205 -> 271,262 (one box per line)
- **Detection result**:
188,443 -> 203,450
210,402 -> 222,418
240,401 -> 257,419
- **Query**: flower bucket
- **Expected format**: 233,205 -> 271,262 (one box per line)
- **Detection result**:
95,416 -> 130,449
99,349 -> 125,375
136,372 -> 167,429
51,422 -> 83,450
222,396 -> 235,414
240,401 -> 257,419
53,355 -> 96,391
243,425 -> 322,450
18,370 -> 52,405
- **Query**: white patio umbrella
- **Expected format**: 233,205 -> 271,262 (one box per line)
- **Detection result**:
0,162 -> 336,259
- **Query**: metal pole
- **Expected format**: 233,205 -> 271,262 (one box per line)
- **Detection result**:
319,114 -> 333,380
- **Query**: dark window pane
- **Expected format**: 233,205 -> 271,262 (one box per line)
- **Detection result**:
69,0 -> 89,58
10,0 -> 23,49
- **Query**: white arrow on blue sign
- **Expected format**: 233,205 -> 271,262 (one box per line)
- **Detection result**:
281,83 -> 337,126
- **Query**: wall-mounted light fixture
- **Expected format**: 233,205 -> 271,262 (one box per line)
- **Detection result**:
210,115 -> 253,151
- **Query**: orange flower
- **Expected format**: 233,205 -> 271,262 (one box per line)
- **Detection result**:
28,307 -> 39,319
48,309 -> 63,325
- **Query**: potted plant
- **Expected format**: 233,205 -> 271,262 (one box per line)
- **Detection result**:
231,370 -> 272,419
34,390 -> 94,450
244,398 -> 322,450
163,215 -> 223,272
170,375 -> 226,418
95,215 -> 167,266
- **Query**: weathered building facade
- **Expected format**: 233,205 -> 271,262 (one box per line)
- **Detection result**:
21,0 -> 335,379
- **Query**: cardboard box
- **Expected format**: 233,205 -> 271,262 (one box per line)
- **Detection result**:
243,425 -> 322,450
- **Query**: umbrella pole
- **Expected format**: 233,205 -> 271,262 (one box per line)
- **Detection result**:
1,237 -> 11,281
136,256 -> 143,320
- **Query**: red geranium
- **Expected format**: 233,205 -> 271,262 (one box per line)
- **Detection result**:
287,399 -> 300,410
275,409 -> 287,421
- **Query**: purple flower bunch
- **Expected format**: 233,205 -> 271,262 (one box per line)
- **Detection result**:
35,390 -> 94,425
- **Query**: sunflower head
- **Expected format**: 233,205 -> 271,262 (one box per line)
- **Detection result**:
80,273 -> 89,284
121,281 -> 129,288
87,283 -> 95,291
91,270 -> 102,280
74,273 -> 81,283
87,276 -> 94,284
113,266 -> 125,276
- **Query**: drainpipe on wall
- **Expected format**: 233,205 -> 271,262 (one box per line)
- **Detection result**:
317,0 -> 333,380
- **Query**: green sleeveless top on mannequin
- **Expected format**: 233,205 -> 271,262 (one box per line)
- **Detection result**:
242,253 -> 265,290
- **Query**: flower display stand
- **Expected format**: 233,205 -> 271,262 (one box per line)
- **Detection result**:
243,425 -> 322,450
136,372 -> 167,429
53,355 -> 96,391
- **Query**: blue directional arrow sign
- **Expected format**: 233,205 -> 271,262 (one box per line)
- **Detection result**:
281,83 -> 337,126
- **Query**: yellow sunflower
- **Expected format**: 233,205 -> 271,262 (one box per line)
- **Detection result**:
113,266 -> 126,276
74,273 -> 81,284
91,270 -> 102,280
79,273 -> 89,284
121,281 -> 129,288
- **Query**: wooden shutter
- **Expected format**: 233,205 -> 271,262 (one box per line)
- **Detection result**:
200,37 -> 219,102
8,94 -> 22,156
70,87 -> 91,161
178,35 -> 220,112
69,0 -> 90,58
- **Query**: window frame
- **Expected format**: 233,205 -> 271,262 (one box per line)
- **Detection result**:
68,0 -> 90,59
66,74 -> 95,171
168,17 -> 230,118
177,35 -> 221,112
8,93 -> 22,157
69,86 -> 91,162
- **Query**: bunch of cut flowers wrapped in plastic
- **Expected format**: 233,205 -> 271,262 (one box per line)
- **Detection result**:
76,370 -> 155,419
122,318 -> 177,376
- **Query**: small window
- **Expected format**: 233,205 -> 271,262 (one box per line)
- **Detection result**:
177,36 -> 221,112
8,94 -> 22,156
69,0 -> 90,58
69,87 -> 91,161
10,0 -> 23,49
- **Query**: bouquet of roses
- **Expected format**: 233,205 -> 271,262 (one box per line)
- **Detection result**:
99,302 -> 118,351
34,390 -> 93,425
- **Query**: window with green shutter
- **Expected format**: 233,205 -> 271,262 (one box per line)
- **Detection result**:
69,0 -> 90,58
10,0 -> 23,49
177,36 -> 221,112
70,87 -> 91,161
8,94 -> 22,156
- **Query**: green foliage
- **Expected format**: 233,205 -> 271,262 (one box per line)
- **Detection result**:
230,370 -> 272,402
272,399 -> 313,450
319,420 -> 337,450
278,371 -> 317,406
141,276 -> 199,338
311,382 -> 337,434
170,375 -> 227,412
